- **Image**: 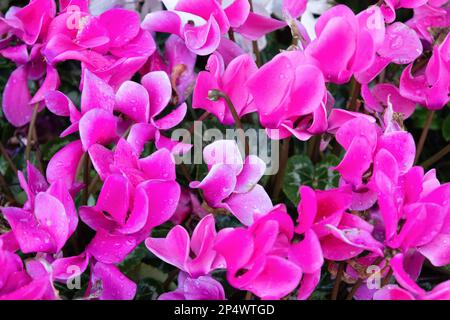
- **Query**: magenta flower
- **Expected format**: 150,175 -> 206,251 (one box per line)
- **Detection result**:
1,0 -> 59,127
142,0 -> 285,56
45,69 -> 118,150
81,140 -> 181,263
304,5 -> 386,84
380,0 -> 444,23
171,187 -> 209,225
86,262 -> 137,300
193,52 -> 257,124
146,215 -> 223,278
1,163 -> 78,254
406,3 -> 450,43
373,253 -> 450,300
189,140 -> 273,226
0,243 -> 56,300
43,6 -> 156,89
247,50 -> 327,140
159,272 -> 225,300
355,21 -> 423,84
361,83 -> 416,118
143,34 -> 197,104
399,33 -> 450,110
215,206 -> 302,300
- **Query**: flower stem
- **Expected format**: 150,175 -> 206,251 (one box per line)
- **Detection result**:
420,143 -> 450,169
25,103 -> 39,162
0,141 -> 17,174
331,262 -> 345,300
228,29 -> 235,42
248,0 -> 262,67
346,257 -> 384,300
348,77 -> 361,112
0,173 -> 16,205
272,136 -> 291,199
83,155 -> 90,205
208,89 -> 248,156
381,267 -> 393,287
415,110 -> 435,164
188,111 -> 210,134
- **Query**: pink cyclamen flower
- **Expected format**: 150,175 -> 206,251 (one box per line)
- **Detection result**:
45,69 -> 118,150
141,0 -> 285,56
247,50 -> 327,140
0,242 -> 56,300
1,163 -> 78,254
380,0 -> 445,23
146,214 -> 223,278
406,4 -> 450,43
171,187 -> 209,225
399,33 -> 450,110
355,21 -> 423,84
215,205 -> 302,300
143,34 -> 197,104
46,68 -> 188,155
1,0 -> 59,127
81,139 -> 181,264
304,5 -> 386,84
294,185 -> 383,262
86,262 -> 137,300
159,272 -> 225,300
193,52 -> 257,124
373,253 -> 450,300
189,140 -> 273,226
361,83 -> 417,118
42,5 -> 156,89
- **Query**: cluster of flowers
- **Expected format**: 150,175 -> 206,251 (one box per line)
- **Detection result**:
0,0 -> 449,300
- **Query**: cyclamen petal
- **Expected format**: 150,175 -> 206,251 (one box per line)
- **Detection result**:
80,70 -> 115,114
223,184 -> 273,226
91,262 -> 136,300
87,230 -> 137,264
141,71 -> 172,118
2,66 -> 33,127
115,81 -> 150,123
145,226 -> 190,271
249,256 -> 302,300
46,140 -> 84,188
79,108 -> 117,151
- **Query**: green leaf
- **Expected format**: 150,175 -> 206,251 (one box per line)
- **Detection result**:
283,154 -> 341,205
442,115 -> 450,141
135,278 -> 164,300
283,155 -> 313,205
411,107 -> 441,130
119,243 -> 152,276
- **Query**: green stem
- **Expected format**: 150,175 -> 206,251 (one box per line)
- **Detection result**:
271,136 -> 291,199
346,257 -> 384,300
0,141 -> 18,174
420,143 -> 450,169
0,173 -> 16,204
331,262 -> 345,300
25,103 -> 39,162
415,110 -> 435,164
248,0 -> 262,67
208,89 -> 248,156
83,155 -> 90,205
348,78 -> 361,112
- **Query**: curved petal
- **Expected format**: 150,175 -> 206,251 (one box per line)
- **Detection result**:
145,225 -> 190,271
115,81 -> 150,123
79,108 -> 117,151
141,71 -> 172,119
46,140 -> 84,188
2,66 -> 33,127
